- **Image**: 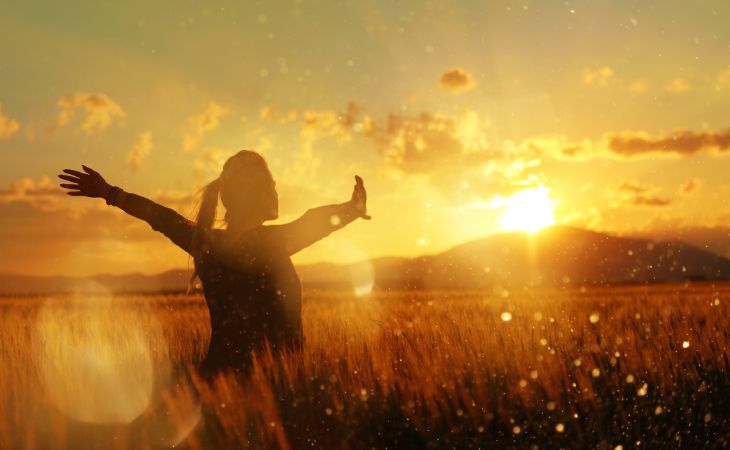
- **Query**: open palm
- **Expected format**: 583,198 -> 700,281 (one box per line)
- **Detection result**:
57,165 -> 111,198
351,175 -> 371,220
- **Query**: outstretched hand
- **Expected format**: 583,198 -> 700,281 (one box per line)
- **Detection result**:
57,165 -> 112,198
351,175 -> 371,220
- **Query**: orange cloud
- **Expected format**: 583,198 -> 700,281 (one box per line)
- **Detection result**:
126,131 -> 152,171
54,92 -> 125,134
0,104 -> 20,139
364,109 -> 535,199
608,129 -> 730,156
0,176 -> 65,211
459,126 -> 730,162
582,66 -> 614,87
258,106 -> 298,124
717,69 -> 730,88
664,78 -> 692,93
182,101 -> 229,152
679,179 -> 700,195
439,67 -> 476,94
628,79 -> 649,93
612,181 -> 671,207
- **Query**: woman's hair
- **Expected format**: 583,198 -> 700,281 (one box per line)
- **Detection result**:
187,150 -> 270,292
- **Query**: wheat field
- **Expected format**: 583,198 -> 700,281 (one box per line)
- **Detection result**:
0,284 -> 728,449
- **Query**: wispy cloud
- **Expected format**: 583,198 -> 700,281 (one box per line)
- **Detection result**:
0,104 -> 20,139
679,179 -> 700,195
610,181 -> 672,207
54,92 -> 125,134
717,69 -> 730,88
627,79 -> 649,94
526,128 -> 730,160
0,175 -> 65,211
607,129 -> 730,156
664,78 -> 692,93
582,66 -> 614,87
126,131 -> 152,171
182,101 -> 229,152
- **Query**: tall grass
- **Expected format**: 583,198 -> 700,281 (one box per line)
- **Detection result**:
0,284 -> 728,449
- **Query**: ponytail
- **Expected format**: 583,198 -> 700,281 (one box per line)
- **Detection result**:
187,178 -> 220,294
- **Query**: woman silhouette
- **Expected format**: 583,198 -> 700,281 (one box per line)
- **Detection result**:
58,150 -> 370,378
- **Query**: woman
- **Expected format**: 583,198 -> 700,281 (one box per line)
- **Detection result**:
58,150 -> 370,378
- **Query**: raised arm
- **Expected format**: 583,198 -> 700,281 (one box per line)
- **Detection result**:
58,165 -> 196,254
276,175 -> 371,255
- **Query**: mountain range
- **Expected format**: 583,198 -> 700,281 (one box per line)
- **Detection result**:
3,226 -> 730,295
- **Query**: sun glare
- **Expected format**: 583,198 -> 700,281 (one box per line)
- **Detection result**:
499,186 -> 556,233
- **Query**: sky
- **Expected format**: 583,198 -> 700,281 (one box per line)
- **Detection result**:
1,0 -> 729,276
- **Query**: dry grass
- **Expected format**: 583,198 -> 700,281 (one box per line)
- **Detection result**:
0,283 -> 728,449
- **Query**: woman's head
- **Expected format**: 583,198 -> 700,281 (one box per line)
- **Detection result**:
194,150 -> 278,236
219,150 -> 278,222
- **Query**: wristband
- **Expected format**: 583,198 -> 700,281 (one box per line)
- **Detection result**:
105,186 -> 121,206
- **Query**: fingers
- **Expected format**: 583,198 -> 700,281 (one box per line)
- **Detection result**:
58,174 -> 80,182
59,183 -> 79,189
355,175 -> 364,186
62,169 -> 85,178
66,191 -> 84,196
82,165 -> 99,176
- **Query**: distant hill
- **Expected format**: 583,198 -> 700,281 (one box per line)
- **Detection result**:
401,226 -> 730,289
3,226 -> 730,295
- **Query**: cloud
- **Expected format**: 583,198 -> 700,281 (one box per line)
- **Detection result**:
258,106 -> 298,124
510,134 -> 600,161
607,129 -> 730,156
54,92 -> 125,134
182,101 -> 229,152
528,128 -> 730,160
628,79 -> 649,94
717,69 -> 730,86
583,66 -> 614,87
0,175 -> 65,211
126,131 -> 152,171
193,147 -> 231,178
664,78 -> 692,93
679,179 -> 700,195
611,181 -> 671,207
299,102 -> 365,143
364,109 -> 537,199
439,67 -> 476,94
0,195 -> 190,276
0,104 -> 20,139
0,175 -> 198,242
280,102 -> 367,183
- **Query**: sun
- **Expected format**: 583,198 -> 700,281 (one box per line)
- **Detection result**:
499,186 -> 556,233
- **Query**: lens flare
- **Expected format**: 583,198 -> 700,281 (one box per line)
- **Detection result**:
33,283 -> 167,424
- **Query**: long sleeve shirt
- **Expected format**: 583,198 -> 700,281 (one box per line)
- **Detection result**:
114,191 -> 360,377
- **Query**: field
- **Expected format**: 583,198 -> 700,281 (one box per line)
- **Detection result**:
1,284 -> 728,449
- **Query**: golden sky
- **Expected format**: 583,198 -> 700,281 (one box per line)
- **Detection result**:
1,0 -> 730,276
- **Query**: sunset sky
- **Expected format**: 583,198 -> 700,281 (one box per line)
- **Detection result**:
1,0 -> 730,276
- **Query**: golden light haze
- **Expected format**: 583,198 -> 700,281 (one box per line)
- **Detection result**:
1,1 -> 730,276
